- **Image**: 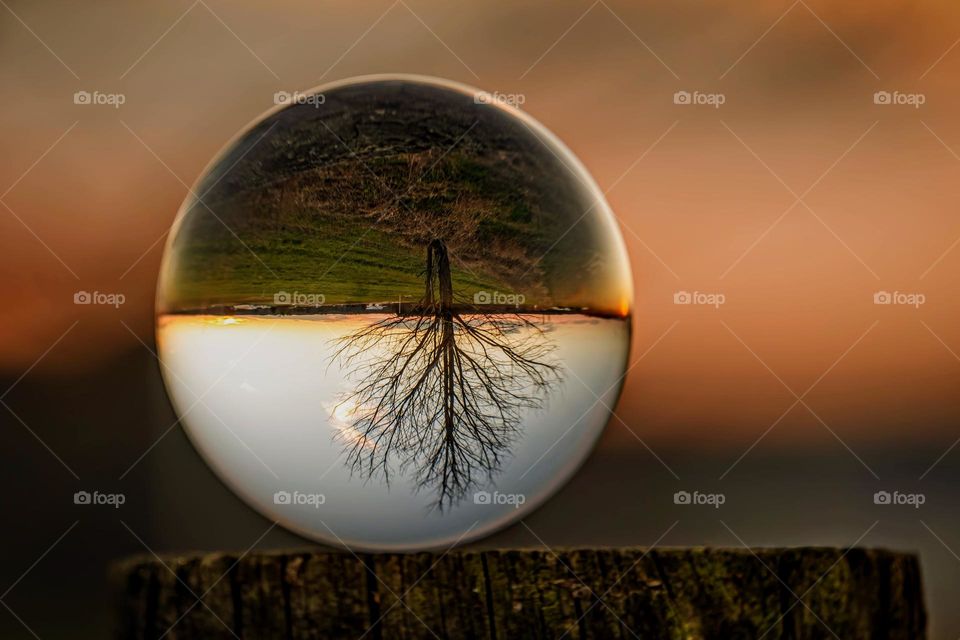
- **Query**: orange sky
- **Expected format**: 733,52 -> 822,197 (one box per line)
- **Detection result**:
2,0 -> 960,450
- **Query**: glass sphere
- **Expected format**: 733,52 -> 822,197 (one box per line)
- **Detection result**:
156,75 -> 632,550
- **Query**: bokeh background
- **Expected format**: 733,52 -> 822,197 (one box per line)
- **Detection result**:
2,0 -> 960,637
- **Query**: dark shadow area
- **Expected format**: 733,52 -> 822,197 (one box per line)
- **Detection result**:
1,347 -> 958,638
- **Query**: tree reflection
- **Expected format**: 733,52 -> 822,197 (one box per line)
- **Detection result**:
333,239 -> 560,510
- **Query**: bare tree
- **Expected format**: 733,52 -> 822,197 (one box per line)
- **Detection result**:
333,239 -> 560,510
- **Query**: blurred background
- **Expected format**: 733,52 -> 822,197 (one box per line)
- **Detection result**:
2,0 -> 960,637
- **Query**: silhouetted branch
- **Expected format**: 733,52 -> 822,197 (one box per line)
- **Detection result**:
333,239 -> 560,510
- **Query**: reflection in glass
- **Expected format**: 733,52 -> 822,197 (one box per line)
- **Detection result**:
156,75 -> 633,550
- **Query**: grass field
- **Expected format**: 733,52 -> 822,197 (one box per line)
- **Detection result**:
171,212 -> 510,306
160,82 -> 622,314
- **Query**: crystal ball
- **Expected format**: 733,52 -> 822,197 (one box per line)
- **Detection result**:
156,75 -> 632,550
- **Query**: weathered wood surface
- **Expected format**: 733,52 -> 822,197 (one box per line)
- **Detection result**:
113,547 -> 925,639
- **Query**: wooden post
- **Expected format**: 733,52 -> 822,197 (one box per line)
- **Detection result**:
113,546 -> 925,639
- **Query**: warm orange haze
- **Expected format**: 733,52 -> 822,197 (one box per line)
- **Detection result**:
3,1 -> 960,637
3,1 -> 960,450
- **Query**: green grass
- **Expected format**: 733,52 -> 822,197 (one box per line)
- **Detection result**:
164,147 -> 604,312
169,211 -> 511,308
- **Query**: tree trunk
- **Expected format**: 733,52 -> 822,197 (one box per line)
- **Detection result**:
112,546 -> 925,639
